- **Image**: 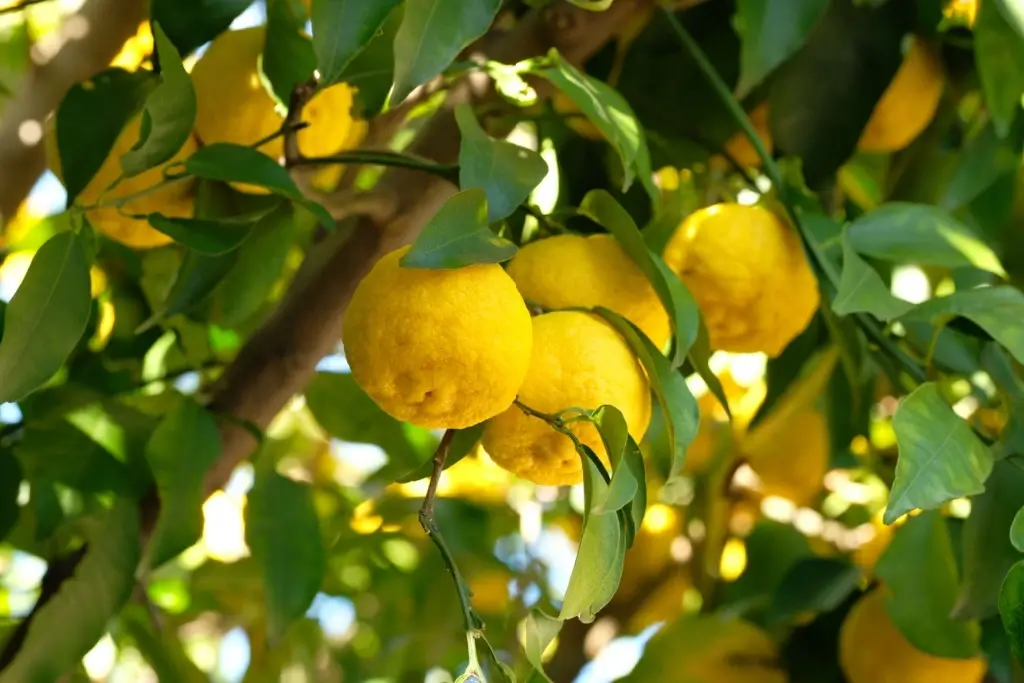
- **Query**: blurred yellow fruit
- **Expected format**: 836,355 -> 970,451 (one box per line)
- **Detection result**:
46,114 -> 197,249
742,408 -> 829,506
858,38 -> 943,153
617,503 -> 682,601
839,587 -> 986,683
722,102 -> 772,168
342,246 -> 533,429
850,510 -> 894,571
552,91 -> 603,140
506,233 -> 670,347
685,369 -> 767,475
621,615 -> 788,683
627,571 -> 691,633
190,27 -> 367,193
482,311 -> 651,486
468,569 -> 512,614
944,0 -> 978,27
110,21 -> 153,70
662,204 -> 819,356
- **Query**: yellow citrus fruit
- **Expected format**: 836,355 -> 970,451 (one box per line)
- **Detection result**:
944,0 -> 978,26
190,27 -> 367,193
616,503 -> 683,601
858,38 -> 943,153
839,587 -> 987,683
46,114 -> 197,249
110,21 -> 154,70
662,204 -> 819,357
627,571 -> 691,633
684,369 -> 767,475
505,233 -> 670,347
722,102 -> 772,168
468,568 -> 512,614
481,311 -> 651,486
850,509 -> 894,572
621,615 -> 788,683
552,91 -> 603,140
342,246 -> 533,430
741,408 -> 829,506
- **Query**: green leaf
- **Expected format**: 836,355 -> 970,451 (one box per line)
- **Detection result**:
213,202 -> 295,326
312,0 -> 402,87
246,467 -> 326,643
520,610 -> 561,683
976,0 -> 1024,138
999,560 -> 1024,663
139,249 -> 238,332
142,397 -> 221,571
56,68 -> 154,204
0,231 -> 92,404
120,607 -> 207,683
391,0 -> 500,103
263,0 -> 317,106
955,460 -> 1024,620
767,556 -> 862,626
559,456 -> 626,623
579,189 -> 700,366
733,0 -> 831,97
595,308 -> 699,483
152,0 -> 252,56
984,344 -> 1024,459
885,382 -> 993,524
942,124 -> 1021,210
592,405 -> 638,514
455,103 -> 548,222
400,188 -> 518,268
184,143 -> 335,228
536,51 -> 656,199
903,287 -> 1024,366
395,425 -> 483,483
304,371 -> 426,474
847,202 -> 1006,276
876,510 -> 981,659
1012,507 -> 1024,553
120,23 -> 196,177
0,450 -> 21,543
146,213 -> 257,254
0,502 -> 140,683
335,4 -> 403,116
475,635 -> 516,683
833,229 -> 913,321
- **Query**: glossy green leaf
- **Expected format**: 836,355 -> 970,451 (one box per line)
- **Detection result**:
312,0 -> 402,86
120,23 -> 196,177
0,502 -> 140,683
942,124 -> 1020,210
139,249 -> 238,332
579,190 -> 700,366
0,450 -> 21,543
475,635 -> 516,683
1013,507 -> 1024,553
594,307 -> 699,486
981,345 -> 1024,459
184,144 -> 335,228
903,287 -> 1024,366
999,560 -> 1024,663
213,202 -> 295,326
885,383 -> 993,524
455,103 -> 548,222
833,230 -> 913,321
767,556 -> 862,625
334,4 -> 402,116
955,460 -> 1024,619
246,467 -> 326,643
976,0 -> 1024,138
142,397 -> 222,571
559,456 -> 626,623
152,0 -> 252,56
56,68 -> 154,204
391,0 -> 500,103
592,405 -> 638,514
263,0 -> 317,105
847,202 -> 1005,276
146,213 -> 258,254
876,510 -> 981,658
0,231 -> 92,404
401,189 -> 518,268
537,52 -> 656,198
734,0 -> 831,97
520,610 -> 561,683
120,607 -> 207,683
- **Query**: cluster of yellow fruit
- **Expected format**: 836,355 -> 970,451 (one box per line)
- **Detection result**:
46,26 -> 366,249
343,200 -> 820,486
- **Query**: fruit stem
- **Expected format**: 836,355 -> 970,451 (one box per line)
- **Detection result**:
419,428 -> 483,633
290,150 -> 460,183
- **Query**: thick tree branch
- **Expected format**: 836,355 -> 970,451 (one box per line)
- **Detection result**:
0,0 -> 145,224
204,0 -> 653,494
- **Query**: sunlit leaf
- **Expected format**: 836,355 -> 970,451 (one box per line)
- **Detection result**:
976,0 -> 1024,138
146,213 -> 258,254
592,405 -> 637,514
876,510 -> 981,658
455,104 -> 548,222
391,0 -> 501,103
401,188 -> 517,268
152,0 -> 252,56
833,230 -> 913,321
885,383 -> 993,524
520,610 -> 561,683
734,0 -> 831,97
312,0 -> 403,87
263,0 -> 317,105
0,231 -> 92,404
902,287 -> 1024,366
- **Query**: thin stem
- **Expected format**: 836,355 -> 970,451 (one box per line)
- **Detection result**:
0,0 -> 52,15
419,429 -> 481,632
521,203 -> 568,235
290,150 -> 460,183
81,174 -> 191,211
252,120 -> 309,151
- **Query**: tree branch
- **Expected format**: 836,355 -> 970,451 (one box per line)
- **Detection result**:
0,0 -> 146,224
